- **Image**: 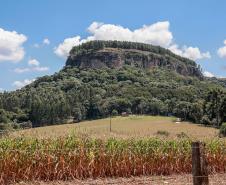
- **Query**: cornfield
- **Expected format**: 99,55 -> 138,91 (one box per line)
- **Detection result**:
0,135 -> 225,184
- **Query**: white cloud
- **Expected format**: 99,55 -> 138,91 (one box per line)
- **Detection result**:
33,38 -> 50,49
12,79 -> 35,89
169,44 -> 211,60
87,21 -> 173,47
33,66 -> 49,72
14,68 -> 30,73
54,21 -> 210,61
54,36 -> 87,58
43,38 -> 50,45
14,59 -> 49,73
203,71 -> 215,78
0,28 -> 27,62
28,59 -> 39,66
0,88 -> 4,92
14,66 -> 49,73
217,40 -> 226,58
55,21 -> 173,58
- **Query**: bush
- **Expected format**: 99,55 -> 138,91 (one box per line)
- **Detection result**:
0,109 -> 10,123
11,122 -> 20,130
219,123 -> 226,137
177,132 -> 189,139
0,123 -> 12,131
156,130 -> 170,137
201,115 -> 211,125
111,109 -> 118,116
19,121 -> 32,129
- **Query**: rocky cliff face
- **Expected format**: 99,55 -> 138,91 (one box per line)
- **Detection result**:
66,41 -> 203,78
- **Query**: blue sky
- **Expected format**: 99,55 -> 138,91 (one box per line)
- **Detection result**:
0,0 -> 226,91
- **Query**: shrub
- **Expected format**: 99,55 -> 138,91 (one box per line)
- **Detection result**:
177,132 -> 189,139
201,115 -> 211,126
19,121 -> 32,129
156,130 -> 170,137
11,122 -> 20,130
111,109 -> 118,116
0,123 -> 12,131
219,123 -> 226,137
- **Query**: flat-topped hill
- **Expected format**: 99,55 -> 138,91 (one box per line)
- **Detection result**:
66,40 -> 203,78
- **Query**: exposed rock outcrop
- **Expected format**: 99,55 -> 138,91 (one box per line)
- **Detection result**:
66,41 -> 203,78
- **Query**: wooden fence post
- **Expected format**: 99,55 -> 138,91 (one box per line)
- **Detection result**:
200,143 -> 209,185
192,142 -> 202,185
192,142 -> 209,185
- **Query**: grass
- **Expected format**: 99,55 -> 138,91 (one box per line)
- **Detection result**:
10,115 -> 220,140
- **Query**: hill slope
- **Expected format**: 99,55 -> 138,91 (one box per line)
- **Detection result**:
0,41 -> 225,129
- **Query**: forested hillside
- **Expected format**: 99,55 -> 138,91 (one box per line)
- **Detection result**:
0,41 -> 226,130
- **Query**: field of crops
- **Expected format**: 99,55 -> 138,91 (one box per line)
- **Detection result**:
0,135 -> 226,184
10,116 -> 220,139
1,116 -> 225,184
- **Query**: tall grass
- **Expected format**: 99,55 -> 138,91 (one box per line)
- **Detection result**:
0,135 -> 225,184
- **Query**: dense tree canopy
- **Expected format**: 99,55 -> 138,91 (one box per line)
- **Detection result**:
0,66 -> 225,130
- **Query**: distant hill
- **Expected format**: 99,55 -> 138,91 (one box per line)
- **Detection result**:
0,41 -> 225,129
208,77 -> 226,88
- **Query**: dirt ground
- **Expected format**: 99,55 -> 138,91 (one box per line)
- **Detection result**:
13,174 -> 226,185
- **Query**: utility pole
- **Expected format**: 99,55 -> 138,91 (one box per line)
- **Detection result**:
216,92 -> 219,127
110,113 -> 112,132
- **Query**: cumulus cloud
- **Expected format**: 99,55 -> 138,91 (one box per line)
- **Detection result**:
169,44 -> 211,60
12,79 -> 35,89
14,68 -> 30,73
87,21 -> 173,47
43,38 -> 50,45
0,88 -> 4,92
14,59 -> 49,73
54,36 -> 87,58
0,28 -> 27,62
28,59 -> 39,66
54,21 -> 172,58
203,71 -> 215,78
33,66 -> 49,72
54,21 -> 210,61
217,40 -> 226,58
33,38 -> 50,49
